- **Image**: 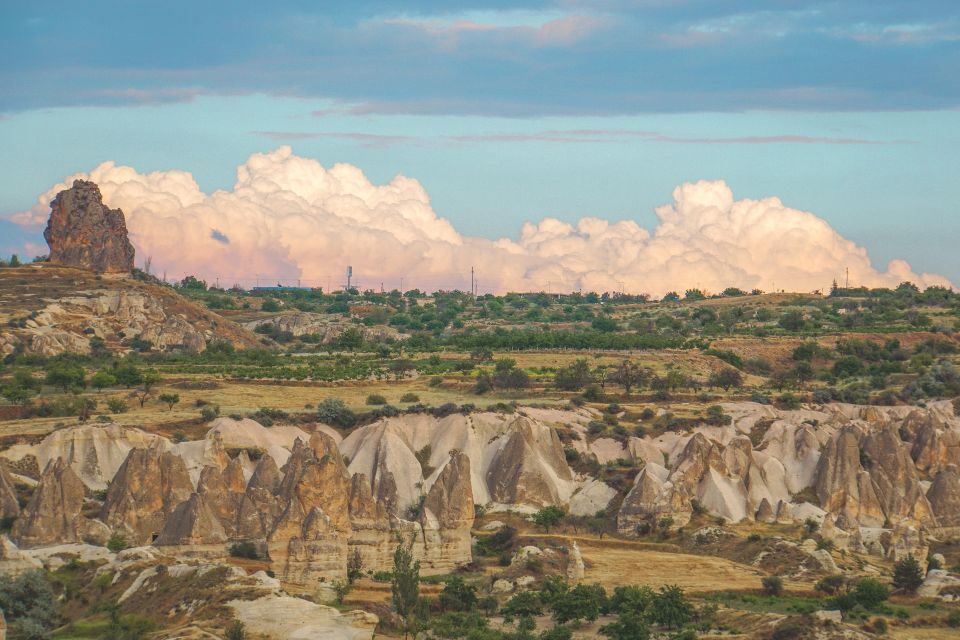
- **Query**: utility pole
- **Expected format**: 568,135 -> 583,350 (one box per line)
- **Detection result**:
471,266 -> 474,297
400,277 -> 404,295
845,267 -> 849,289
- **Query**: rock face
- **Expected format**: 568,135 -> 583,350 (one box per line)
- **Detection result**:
614,400 -> 957,566
0,465 -> 20,521
100,447 -> 194,544
11,459 -> 106,548
44,180 -> 135,273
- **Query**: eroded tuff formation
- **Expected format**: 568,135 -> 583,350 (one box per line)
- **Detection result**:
44,180 -> 135,273
5,402 -> 960,584
616,400 -> 960,562
6,423 -> 479,585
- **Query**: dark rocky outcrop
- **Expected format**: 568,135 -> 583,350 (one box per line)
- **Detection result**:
44,180 -> 135,273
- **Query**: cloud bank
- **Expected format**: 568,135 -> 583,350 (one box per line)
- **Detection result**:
11,147 -> 951,296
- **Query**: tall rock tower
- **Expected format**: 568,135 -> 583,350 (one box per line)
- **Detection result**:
44,179 -> 135,273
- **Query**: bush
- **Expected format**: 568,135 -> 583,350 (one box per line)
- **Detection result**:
762,576 -> 784,596
438,576 -> 477,612
225,621 -> 246,640
853,578 -> 890,610
106,398 -> 129,414
107,535 -> 128,552
200,405 -> 220,421
947,609 -> 960,628
229,541 -> 259,560
815,575 -> 845,595
317,397 -> 357,427
400,392 -> 420,403
366,393 -> 387,406
0,569 -> 60,639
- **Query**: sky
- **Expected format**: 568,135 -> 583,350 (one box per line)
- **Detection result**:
1,1 -> 958,294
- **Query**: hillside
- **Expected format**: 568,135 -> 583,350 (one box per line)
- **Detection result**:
0,264 -> 260,357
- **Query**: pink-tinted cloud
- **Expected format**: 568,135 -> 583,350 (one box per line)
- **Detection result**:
11,147 -> 951,296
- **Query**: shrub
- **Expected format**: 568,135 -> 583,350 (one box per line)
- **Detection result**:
107,535 -> 128,553
225,621 -> 246,640
229,541 -> 259,560
366,393 -> 387,406
947,610 -> 960,628
762,576 -> 784,596
0,569 -> 60,638
200,405 -> 220,421
429,376 -> 443,387
815,575 -> 845,595
317,397 -> 357,427
106,398 -> 129,414
400,392 -> 420,403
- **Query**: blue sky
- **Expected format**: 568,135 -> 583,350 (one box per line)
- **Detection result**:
1,0 -> 959,283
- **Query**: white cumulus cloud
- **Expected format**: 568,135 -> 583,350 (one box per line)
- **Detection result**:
11,146 -> 952,295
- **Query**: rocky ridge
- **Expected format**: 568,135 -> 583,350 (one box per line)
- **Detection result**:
0,264 -> 260,357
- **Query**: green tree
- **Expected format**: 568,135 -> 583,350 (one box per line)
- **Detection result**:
650,585 -> 692,629
892,555 -> 924,594
337,328 -> 364,351
854,578 -> 890,610
612,361 -> 649,395
550,583 -> 606,624
438,576 -> 477,612
391,539 -> 421,635
501,591 -> 543,622
0,569 -> 60,639
90,370 -> 117,392
133,369 -> 161,408
158,393 -> 180,411
44,362 -> 86,392
554,359 -> 594,391
113,365 -> 143,388
709,368 -> 743,391
600,611 -> 650,640
533,505 -> 566,532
